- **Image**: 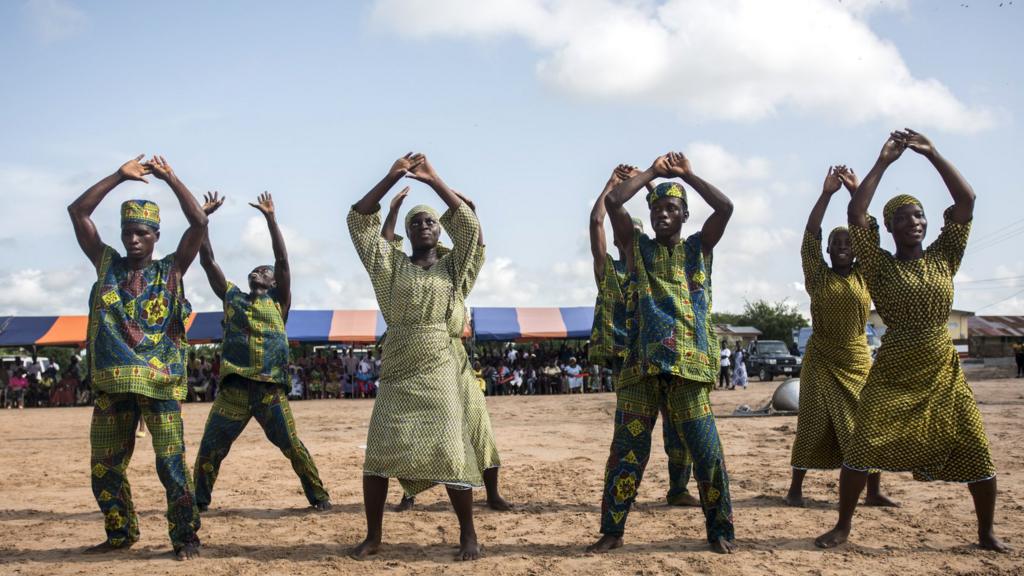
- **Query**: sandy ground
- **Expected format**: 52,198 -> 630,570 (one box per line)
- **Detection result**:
1,376 -> 1023,576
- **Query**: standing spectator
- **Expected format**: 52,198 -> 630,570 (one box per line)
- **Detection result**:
1015,342 -> 1024,378
719,341 -> 732,389
506,346 -> 519,366
564,357 -> 584,394
0,363 -> 9,408
732,343 -> 748,390
8,368 -> 29,409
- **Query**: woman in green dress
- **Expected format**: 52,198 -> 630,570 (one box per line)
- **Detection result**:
784,165 -> 896,508
348,153 -> 491,561
816,130 -> 1006,552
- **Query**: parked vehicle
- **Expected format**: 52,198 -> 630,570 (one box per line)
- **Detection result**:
744,340 -> 801,381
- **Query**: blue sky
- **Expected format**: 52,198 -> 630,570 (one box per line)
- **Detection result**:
1,0 -> 1022,318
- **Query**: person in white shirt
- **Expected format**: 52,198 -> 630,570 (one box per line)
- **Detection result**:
564,357 -> 584,394
718,342 -> 732,389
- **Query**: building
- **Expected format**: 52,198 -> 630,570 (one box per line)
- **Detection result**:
714,325 -> 763,349
968,316 -> 1024,357
869,308 -> 973,354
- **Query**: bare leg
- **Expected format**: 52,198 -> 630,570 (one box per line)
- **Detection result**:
815,466 -> 867,548
784,468 -> 807,507
483,467 -> 513,511
863,472 -> 899,507
349,476 -> 388,560
446,487 -> 480,561
969,477 -> 1008,552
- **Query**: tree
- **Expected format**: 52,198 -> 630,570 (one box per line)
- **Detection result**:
737,299 -> 808,344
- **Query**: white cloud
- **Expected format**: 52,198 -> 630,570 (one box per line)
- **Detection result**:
372,0 -> 992,133
24,0 -> 87,43
0,267 -> 92,315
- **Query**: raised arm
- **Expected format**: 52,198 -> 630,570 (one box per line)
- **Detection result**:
590,165 -> 633,282
893,128 -> 974,225
850,134 -> 905,228
250,192 -> 291,319
146,156 -> 208,274
67,155 -> 151,267
198,191 -> 228,300
381,186 -> 410,242
606,155 -> 670,270
664,152 -> 733,256
806,167 -> 843,235
353,153 -> 419,215
453,190 -> 483,246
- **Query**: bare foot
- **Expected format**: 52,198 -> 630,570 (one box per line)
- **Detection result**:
710,537 -> 736,554
349,537 -> 381,560
815,526 -> 850,549
586,534 -> 623,553
783,493 -> 805,507
863,493 -> 899,507
456,533 -> 481,561
174,542 -> 200,561
487,496 -> 514,511
978,531 -> 1009,553
83,541 -> 134,555
667,492 -> 701,507
393,496 -> 415,512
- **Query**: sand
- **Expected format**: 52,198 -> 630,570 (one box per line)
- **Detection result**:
1,377 -> 1022,575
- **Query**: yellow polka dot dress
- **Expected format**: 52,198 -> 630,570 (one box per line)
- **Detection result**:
845,210 -> 994,482
790,231 -> 873,470
349,203 -> 494,495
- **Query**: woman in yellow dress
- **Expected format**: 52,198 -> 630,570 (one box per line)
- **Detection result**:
816,130 -> 1006,552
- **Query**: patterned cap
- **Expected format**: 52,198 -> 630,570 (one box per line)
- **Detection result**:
405,204 -> 440,230
120,200 -> 160,231
646,182 -> 687,208
883,194 -> 922,227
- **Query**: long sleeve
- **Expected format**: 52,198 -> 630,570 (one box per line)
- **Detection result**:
348,206 -> 401,312
928,206 -> 972,276
438,202 -> 481,286
801,230 -> 827,295
849,214 -> 885,284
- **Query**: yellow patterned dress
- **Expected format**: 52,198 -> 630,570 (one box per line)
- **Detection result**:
790,231 -> 872,470
349,203 -> 491,495
845,211 -> 995,482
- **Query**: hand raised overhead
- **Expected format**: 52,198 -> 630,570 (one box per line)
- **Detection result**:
389,152 -> 424,177
608,164 -> 638,187
249,192 -> 275,217
202,191 -> 226,215
390,186 -> 410,212
145,155 -> 175,182
118,154 -> 151,183
665,151 -> 692,178
405,153 -> 441,186
822,166 -> 842,195
878,134 -> 907,165
892,128 -> 936,158
834,165 -> 858,194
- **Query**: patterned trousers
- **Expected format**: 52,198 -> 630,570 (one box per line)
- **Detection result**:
90,392 -> 200,550
600,376 -> 734,543
194,377 -> 329,508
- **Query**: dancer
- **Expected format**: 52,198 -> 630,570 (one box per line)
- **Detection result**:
588,151 -> 735,554
192,191 -> 331,513
348,152 -> 491,561
381,185 -> 511,514
816,129 -> 1006,552
784,166 -> 896,508
68,155 -> 204,560
588,164 -> 700,508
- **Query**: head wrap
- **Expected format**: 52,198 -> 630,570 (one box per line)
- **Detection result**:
120,200 -> 160,231
883,194 -> 923,227
826,225 -> 848,245
645,182 -> 687,208
630,217 -> 645,232
404,204 -> 440,230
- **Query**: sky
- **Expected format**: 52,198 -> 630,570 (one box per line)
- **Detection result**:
1,0 -> 1022,320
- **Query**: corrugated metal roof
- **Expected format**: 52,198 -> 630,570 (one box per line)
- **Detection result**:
968,315 -> 1024,338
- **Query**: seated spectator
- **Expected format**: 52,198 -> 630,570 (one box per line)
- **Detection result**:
8,368 -> 28,410
564,357 -> 583,394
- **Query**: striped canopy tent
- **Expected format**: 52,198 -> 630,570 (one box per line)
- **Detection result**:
471,307 -> 594,341
0,310 -> 410,347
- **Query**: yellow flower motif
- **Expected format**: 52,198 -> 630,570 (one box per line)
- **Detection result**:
626,419 -> 645,437
105,509 -> 126,530
99,490 -> 113,502
615,475 -> 637,502
92,463 -> 108,478
706,486 -> 720,503
693,270 -> 706,285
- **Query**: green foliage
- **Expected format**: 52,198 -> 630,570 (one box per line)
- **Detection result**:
718,299 -> 808,344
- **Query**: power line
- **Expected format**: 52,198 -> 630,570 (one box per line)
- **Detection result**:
955,274 -> 1024,284
974,287 -> 1024,312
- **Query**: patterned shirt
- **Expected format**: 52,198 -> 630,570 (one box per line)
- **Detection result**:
801,231 -> 870,348
621,229 -> 718,385
219,281 -> 290,388
86,245 -> 191,400
589,256 -> 629,365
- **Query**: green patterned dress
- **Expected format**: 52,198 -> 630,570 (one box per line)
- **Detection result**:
845,211 -> 994,482
349,202 -> 493,495
790,231 -> 872,470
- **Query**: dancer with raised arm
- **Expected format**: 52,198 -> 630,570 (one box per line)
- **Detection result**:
192,191 -> 331,513
589,163 -> 700,509
68,155 -> 205,560
816,130 -> 1006,552
785,166 -> 896,508
348,153 -> 490,561
588,151 -> 736,554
